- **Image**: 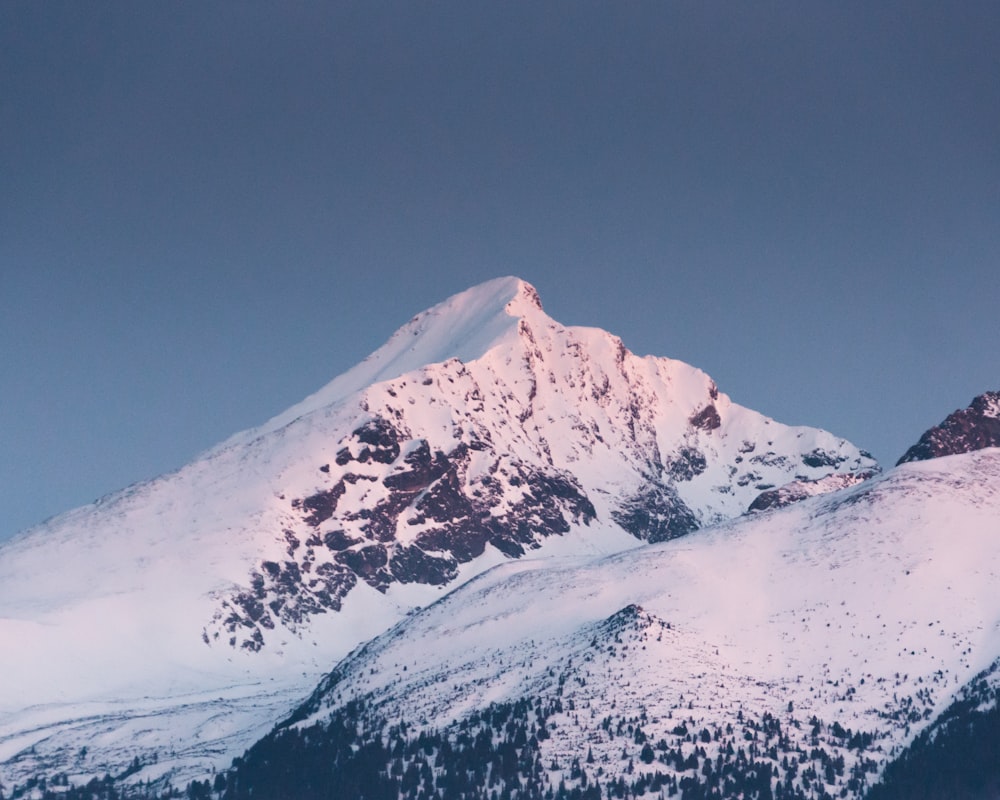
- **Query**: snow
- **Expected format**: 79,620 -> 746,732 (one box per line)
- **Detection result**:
292,448 -> 1000,796
214,277 -> 536,450
0,276 -> 877,789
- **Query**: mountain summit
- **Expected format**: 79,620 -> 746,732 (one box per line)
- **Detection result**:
0,277 -> 876,787
221,277 -> 546,447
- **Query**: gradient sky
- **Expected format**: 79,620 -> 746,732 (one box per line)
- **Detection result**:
2,2 -> 998,540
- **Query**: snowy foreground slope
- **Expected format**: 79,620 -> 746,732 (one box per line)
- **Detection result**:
0,278 -> 874,788
238,448 -> 1000,800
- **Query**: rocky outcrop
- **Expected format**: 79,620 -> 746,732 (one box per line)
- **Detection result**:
748,470 -> 879,513
897,392 -> 1000,465
214,416 -> 598,650
611,484 -> 698,542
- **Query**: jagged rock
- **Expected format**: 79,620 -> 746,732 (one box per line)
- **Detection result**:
801,447 -> 846,469
666,446 -> 708,481
389,545 -> 457,585
612,484 -> 699,542
689,404 -> 721,431
897,391 -> 1000,465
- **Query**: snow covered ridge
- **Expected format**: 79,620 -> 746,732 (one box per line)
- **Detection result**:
237,448 -> 1000,800
0,276 -> 877,787
897,390 -> 1000,465
747,470 -> 879,513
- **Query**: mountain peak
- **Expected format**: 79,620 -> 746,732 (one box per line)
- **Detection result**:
505,277 -> 544,313
223,277 -> 544,446
897,390 -> 1000,465
410,275 -> 542,323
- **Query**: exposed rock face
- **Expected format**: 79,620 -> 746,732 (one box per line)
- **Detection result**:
689,404 -> 721,431
897,392 -> 1000,465
216,416 -> 597,649
611,484 -> 698,543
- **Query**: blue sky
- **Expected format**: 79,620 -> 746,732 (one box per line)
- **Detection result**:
2,2 -> 998,540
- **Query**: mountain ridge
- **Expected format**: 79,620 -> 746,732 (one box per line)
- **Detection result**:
0,277 -> 877,789
231,447 -> 1000,800
214,277 -> 543,452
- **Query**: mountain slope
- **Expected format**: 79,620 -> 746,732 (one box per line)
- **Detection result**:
867,656 -> 1000,800
234,448 -> 1000,800
0,277 -> 875,788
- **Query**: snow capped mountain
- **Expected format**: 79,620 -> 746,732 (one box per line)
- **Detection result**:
238,447 -> 1000,800
897,391 -> 1000,465
206,278 -> 874,654
0,277 -> 875,789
